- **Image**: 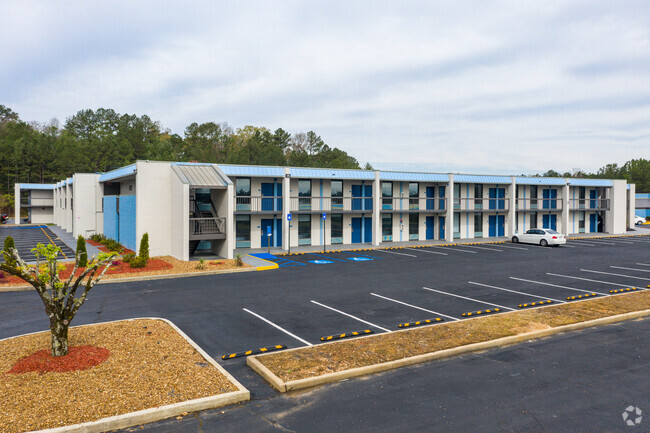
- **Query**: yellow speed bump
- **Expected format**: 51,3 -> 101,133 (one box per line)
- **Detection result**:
461,308 -> 502,317
566,293 -> 598,300
610,287 -> 639,294
320,329 -> 373,341
518,300 -> 553,308
398,318 -> 443,328
222,344 -> 286,360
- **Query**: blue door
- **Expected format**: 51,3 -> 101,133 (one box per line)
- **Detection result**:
276,183 -> 283,211
351,217 -> 362,243
589,190 -> 597,209
488,215 -> 505,237
589,214 -> 597,232
489,188 -> 505,210
364,185 -> 373,210
426,187 -> 435,210
103,196 -> 118,241
275,218 -> 282,247
363,216 -> 372,243
425,216 -> 434,239
352,185 -> 362,210
438,186 -> 446,210
439,216 -> 445,239
261,219 -> 273,247
543,189 -> 557,209
542,214 -> 557,230
118,195 -> 137,251
261,183 -> 274,211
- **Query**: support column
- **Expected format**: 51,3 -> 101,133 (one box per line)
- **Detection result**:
225,183 -> 234,259
561,181 -> 570,235
446,174 -> 454,242
372,171 -> 381,246
282,168 -> 291,251
627,183 -> 636,228
507,177 -> 516,237
14,183 -> 20,225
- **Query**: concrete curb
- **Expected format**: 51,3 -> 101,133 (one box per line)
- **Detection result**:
244,254 -> 279,271
0,265 -> 263,293
248,309 -> 650,393
2,317 -> 251,433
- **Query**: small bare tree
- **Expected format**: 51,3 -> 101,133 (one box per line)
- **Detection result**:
1,243 -> 118,356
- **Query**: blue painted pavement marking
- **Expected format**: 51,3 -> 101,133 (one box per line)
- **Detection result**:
341,251 -> 382,259
347,257 -> 373,261
308,253 -> 348,262
308,260 -> 334,264
249,253 -> 305,267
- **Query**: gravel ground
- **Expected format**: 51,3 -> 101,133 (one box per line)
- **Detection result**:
258,290 -> 650,382
1,319 -> 239,433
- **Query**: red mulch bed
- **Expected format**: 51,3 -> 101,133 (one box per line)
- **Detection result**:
7,345 -> 110,375
86,239 -> 135,255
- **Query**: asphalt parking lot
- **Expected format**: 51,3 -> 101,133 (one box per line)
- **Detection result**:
1,234 -> 649,431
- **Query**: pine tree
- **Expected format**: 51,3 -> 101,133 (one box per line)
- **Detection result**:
76,235 -> 88,267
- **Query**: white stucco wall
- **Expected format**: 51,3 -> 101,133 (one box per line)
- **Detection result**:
135,161 -> 173,258
170,172 -> 189,261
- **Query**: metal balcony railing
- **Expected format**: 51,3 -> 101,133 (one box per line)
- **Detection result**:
380,197 -> 447,211
189,217 -> 226,236
453,197 -> 509,211
568,198 -> 609,211
236,196 -> 282,212
289,196 -> 373,212
514,198 -> 563,211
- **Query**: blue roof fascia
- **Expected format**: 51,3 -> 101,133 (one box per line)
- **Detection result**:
18,183 -> 56,190
290,168 -> 375,179
515,177 -> 566,186
380,171 -> 448,182
455,175 -> 512,184
568,179 -> 613,187
99,164 -> 137,182
217,165 -> 285,177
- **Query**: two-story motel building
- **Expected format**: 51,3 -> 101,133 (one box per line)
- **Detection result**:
14,161 -> 636,260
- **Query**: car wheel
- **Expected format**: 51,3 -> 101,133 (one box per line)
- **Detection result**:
512,236 -> 519,243
540,239 -> 548,247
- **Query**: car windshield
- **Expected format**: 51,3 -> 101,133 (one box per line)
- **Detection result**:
546,229 -> 559,234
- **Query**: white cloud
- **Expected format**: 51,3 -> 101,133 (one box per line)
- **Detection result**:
2,0 -> 649,173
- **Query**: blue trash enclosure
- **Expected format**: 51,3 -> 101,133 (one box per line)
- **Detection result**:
103,195 -> 136,251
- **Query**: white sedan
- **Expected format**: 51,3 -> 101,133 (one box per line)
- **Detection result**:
512,228 -> 566,247
635,215 -> 646,225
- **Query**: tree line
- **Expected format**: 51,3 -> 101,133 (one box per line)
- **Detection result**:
536,160 -> 650,192
0,105 -> 369,197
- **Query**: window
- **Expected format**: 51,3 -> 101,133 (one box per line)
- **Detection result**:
474,213 -> 483,238
578,211 -> 585,233
382,182 -> 393,210
579,187 -> 586,209
530,186 -> 538,209
474,184 -> 483,209
235,215 -> 250,248
453,213 -> 460,238
382,213 -> 393,240
298,214 -> 311,245
298,180 -> 311,210
454,186 -> 461,209
331,214 -> 343,243
409,182 -> 419,210
236,178 -> 251,196
439,186 -> 446,210
530,212 -> 538,229
331,180 -> 343,210
409,213 -> 419,240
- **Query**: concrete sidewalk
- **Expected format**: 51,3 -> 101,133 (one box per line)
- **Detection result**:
48,225 -> 103,259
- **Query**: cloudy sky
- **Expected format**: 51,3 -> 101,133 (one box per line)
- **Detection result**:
2,1 -> 649,174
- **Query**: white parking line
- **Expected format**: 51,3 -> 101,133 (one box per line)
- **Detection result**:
375,249 -> 418,257
370,293 -> 461,321
581,240 -> 617,245
568,240 -> 596,246
546,273 -> 632,288
310,300 -> 391,332
468,281 -> 565,303
636,263 -> 650,267
580,269 -> 650,281
460,245 -> 503,252
611,266 -> 650,273
243,308 -> 313,346
422,286 -> 515,310
404,247 -> 447,255
499,244 -> 529,250
603,239 -> 635,244
510,277 -> 609,296
427,246 -> 477,254
626,238 -> 650,243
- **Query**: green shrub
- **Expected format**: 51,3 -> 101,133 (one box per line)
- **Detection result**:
122,253 -> 136,264
195,258 -> 207,270
76,235 -> 88,267
102,238 -> 124,253
3,236 -> 16,267
89,233 -> 106,242
128,256 -> 147,268
235,253 -> 243,267
138,233 -> 149,262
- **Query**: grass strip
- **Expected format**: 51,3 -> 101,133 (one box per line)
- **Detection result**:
255,290 -> 650,383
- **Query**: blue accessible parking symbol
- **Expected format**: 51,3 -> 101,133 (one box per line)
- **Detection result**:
308,260 -> 334,264
347,257 -> 373,261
